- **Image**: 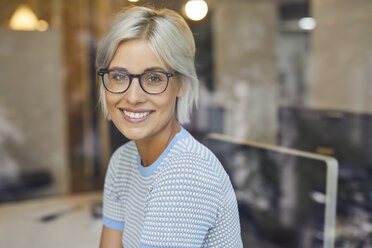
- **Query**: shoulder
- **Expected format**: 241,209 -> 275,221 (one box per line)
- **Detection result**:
149,151 -> 225,212
112,140 -> 137,159
162,130 -> 236,195
107,140 -> 137,172
110,140 -> 136,160
154,133 -> 229,196
172,131 -> 227,178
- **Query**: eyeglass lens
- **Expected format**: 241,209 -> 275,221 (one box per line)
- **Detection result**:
103,70 -> 169,94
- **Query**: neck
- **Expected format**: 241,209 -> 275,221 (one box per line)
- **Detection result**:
135,118 -> 180,167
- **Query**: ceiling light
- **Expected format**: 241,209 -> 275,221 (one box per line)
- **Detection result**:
298,17 -> 316,30
9,5 -> 39,31
37,20 -> 49,32
185,0 -> 208,21
9,4 -> 48,31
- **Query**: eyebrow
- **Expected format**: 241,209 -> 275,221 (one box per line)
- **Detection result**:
108,66 -> 166,72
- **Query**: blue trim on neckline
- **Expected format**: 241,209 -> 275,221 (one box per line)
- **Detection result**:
137,126 -> 189,177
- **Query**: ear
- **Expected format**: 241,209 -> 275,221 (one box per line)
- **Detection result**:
176,75 -> 185,98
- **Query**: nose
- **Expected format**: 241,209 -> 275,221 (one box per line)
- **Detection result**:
124,77 -> 146,105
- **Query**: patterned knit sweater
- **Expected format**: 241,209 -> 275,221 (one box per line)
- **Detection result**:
103,127 -> 243,248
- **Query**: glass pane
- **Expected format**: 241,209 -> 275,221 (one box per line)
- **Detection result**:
0,1 -> 370,247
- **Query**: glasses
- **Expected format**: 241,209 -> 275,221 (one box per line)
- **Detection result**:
98,69 -> 176,94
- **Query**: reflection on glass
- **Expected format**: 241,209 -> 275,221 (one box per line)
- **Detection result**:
207,133 -> 338,248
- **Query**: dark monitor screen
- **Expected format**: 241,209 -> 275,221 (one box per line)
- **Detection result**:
206,133 -> 338,248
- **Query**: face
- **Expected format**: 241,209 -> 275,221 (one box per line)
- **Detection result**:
105,39 -> 183,142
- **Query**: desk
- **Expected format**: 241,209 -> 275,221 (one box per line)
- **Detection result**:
0,191 -> 103,248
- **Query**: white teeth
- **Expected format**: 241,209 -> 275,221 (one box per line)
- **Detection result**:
123,110 -> 150,119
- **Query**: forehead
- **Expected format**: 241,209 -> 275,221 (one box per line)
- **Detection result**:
109,39 -> 167,72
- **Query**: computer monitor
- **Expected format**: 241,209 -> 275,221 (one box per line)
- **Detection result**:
277,107 -> 372,247
207,133 -> 338,248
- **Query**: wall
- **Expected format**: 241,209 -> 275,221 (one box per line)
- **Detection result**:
0,28 -> 68,194
213,1 -> 278,144
310,0 -> 372,114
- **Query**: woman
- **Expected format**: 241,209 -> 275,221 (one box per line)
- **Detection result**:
96,6 -> 243,248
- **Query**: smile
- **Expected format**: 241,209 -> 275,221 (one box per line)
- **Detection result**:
123,110 -> 151,119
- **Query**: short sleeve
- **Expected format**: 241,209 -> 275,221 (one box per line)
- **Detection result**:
102,148 -> 125,231
139,153 -> 222,248
203,182 -> 243,247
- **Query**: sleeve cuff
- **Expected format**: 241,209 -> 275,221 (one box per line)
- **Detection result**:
139,245 -> 154,248
102,216 -> 124,231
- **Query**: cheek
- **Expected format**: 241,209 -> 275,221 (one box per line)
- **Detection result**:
154,95 -> 177,115
160,86 -> 181,114
105,93 -> 119,111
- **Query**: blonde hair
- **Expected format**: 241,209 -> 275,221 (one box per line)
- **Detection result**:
96,6 -> 199,123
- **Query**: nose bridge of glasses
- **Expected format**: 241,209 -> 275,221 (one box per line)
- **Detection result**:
127,73 -> 146,94
129,73 -> 143,84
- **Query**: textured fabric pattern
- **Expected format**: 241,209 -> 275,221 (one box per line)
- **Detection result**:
102,127 -> 243,248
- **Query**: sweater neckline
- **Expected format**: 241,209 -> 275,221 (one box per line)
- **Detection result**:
136,126 -> 188,177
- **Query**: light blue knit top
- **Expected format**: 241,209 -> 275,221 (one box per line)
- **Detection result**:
103,126 -> 243,247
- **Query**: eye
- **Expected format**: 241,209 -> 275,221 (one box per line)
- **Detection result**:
148,74 -> 162,82
144,72 -> 165,83
110,71 -> 128,81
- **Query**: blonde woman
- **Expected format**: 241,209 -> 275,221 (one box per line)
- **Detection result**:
96,6 -> 243,248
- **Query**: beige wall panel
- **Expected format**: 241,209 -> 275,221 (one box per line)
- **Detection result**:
213,1 -> 278,143
310,0 -> 372,113
0,28 -> 68,194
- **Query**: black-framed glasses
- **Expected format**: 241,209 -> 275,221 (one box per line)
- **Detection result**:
97,69 -> 176,94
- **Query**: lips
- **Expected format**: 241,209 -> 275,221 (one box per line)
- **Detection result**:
123,110 -> 150,119
120,108 -> 153,123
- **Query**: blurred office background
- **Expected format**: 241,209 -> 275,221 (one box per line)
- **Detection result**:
0,0 -> 371,247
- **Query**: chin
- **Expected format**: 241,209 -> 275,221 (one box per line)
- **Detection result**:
119,125 -> 151,141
